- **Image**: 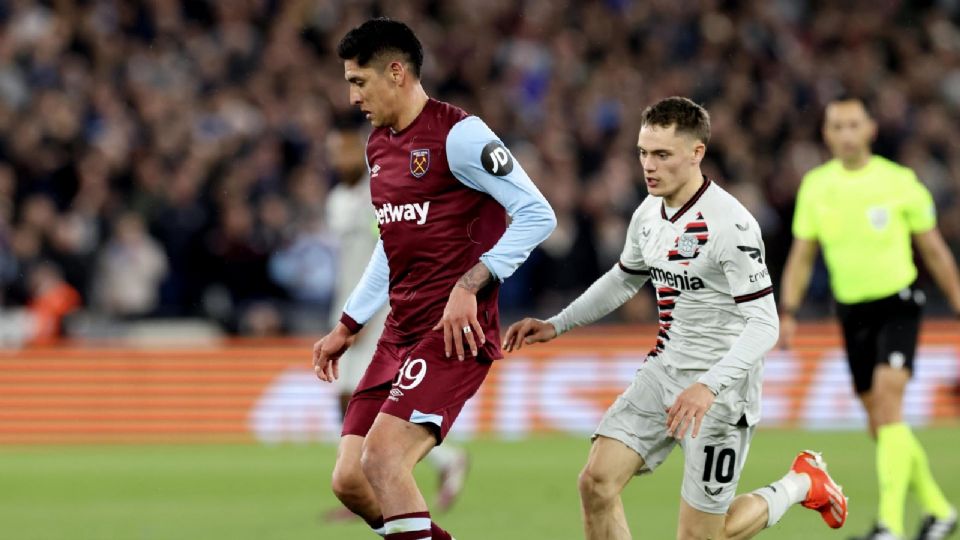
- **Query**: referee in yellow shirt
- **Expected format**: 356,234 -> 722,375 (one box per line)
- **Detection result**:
780,96 -> 960,540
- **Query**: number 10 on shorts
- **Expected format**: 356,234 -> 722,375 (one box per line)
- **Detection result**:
702,445 -> 736,483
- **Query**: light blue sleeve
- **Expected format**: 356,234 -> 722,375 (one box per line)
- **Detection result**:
341,239 -> 389,327
446,116 -> 557,281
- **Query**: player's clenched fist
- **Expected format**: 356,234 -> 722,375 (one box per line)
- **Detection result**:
312,323 -> 356,382
503,318 -> 558,352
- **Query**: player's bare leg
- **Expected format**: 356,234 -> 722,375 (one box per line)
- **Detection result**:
362,413 -> 453,539
678,494 -> 785,540
676,495 -> 766,540
325,397 -> 367,524
362,413 -> 434,514
721,495 -> 770,538
578,436 -> 644,540
330,435 -> 382,526
677,499 -> 729,539
677,495 -> 775,540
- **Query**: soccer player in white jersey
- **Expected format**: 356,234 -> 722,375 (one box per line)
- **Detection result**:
323,128 -> 470,519
504,97 -> 848,539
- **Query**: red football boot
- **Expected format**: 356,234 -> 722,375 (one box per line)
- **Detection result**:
790,450 -> 848,529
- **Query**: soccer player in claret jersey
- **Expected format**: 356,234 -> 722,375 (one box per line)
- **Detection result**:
312,18 -> 556,540
322,129 -> 471,523
505,97 -> 848,540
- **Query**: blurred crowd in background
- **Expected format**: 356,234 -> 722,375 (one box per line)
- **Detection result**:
1,0 -> 959,339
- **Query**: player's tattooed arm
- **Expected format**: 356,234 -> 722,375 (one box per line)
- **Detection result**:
455,262 -> 493,294
436,262 -> 492,360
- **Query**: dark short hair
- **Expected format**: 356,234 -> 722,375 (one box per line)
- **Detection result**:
640,97 -> 711,144
826,93 -> 874,115
337,18 -> 423,78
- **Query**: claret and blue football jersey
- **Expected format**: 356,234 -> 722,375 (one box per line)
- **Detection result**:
340,99 -> 555,366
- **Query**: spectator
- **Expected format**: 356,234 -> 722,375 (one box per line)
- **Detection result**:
26,260 -> 81,345
92,211 -> 168,317
0,0 -> 958,334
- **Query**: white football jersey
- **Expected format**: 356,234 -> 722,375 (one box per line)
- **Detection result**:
621,178 -> 776,424
326,178 -> 380,328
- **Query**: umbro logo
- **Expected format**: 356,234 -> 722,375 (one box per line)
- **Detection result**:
704,486 -> 723,496
371,164 -> 381,178
737,245 -> 763,264
735,222 -> 749,231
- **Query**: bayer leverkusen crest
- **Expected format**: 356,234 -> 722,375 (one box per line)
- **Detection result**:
409,149 -> 430,178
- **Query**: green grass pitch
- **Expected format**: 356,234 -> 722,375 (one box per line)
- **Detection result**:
2,428 -> 957,539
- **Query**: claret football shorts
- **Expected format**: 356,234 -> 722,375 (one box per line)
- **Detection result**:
341,332 -> 491,443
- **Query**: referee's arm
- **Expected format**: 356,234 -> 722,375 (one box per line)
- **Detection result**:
913,229 -> 960,319
778,237 -> 819,348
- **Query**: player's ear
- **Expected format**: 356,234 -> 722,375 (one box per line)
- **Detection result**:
387,60 -> 405,85
691,141 -> 706,164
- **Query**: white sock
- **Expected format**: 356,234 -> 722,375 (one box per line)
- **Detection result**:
372,525 -> 385,537
752,471 -> 811,527
384,514 -> 432,536
425,445 -> 461,469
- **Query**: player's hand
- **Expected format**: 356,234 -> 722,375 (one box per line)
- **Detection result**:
666,383 -> 716,439
433,285 -> 484,361
503,318 -> 557,352
777,313 -> 797,350
312,323 -> 356,382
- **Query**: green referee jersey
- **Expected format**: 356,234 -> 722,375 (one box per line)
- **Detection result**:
793,155 -> 937,304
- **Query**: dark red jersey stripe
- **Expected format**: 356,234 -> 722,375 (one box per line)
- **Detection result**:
618,262 -> 650,275
734,286 -> 774,304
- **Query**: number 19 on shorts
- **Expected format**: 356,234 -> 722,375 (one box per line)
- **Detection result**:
393,357 -> 427,390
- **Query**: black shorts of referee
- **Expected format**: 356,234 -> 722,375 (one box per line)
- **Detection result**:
836,284 -> 925,395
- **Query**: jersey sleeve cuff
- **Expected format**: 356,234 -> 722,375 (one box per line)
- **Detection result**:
696,375 -> 722,396
545,315 -> 566,336
478,255 -> 504,282
339,313 -> 364,334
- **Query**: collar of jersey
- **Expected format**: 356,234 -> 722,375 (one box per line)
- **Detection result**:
660,176 -> 711,223
389,98 -> 435,137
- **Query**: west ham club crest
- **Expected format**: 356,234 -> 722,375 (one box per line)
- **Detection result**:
409,149 -> 430,178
